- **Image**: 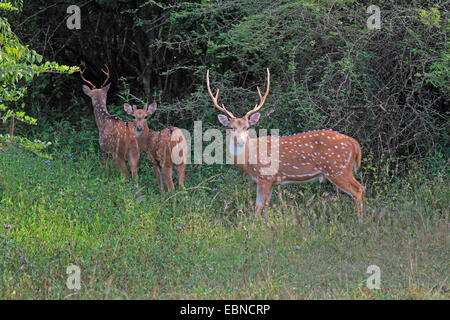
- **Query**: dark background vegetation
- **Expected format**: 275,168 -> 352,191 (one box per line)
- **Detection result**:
4,0 -> 449,179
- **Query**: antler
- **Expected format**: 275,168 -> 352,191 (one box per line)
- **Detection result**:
245,68 -> 270,119
80,66 -> 97,89
206,70 -> 235,119
101,65 -> 110,88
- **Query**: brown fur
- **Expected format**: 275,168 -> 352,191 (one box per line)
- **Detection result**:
207,69 -> 365,221
125,103 -> 187,192
82,84 -> 139,180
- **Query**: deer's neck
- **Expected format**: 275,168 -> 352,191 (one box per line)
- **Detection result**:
136,125 -> 159,154
93,103 -> 111,128
231,138 -> 278,178
230,138 -> 251,171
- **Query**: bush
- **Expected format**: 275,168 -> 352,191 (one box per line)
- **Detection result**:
5,0 -> 448,179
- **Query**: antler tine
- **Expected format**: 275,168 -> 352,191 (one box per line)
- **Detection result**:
79,66 -> 97,89
101,64 -> 110,88
245,68 -> 270,119
206,70 -> 235,119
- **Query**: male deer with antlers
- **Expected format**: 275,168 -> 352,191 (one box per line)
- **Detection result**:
124,103 -> 187,193
81,66 -> 139,180
206,68 -> 365,221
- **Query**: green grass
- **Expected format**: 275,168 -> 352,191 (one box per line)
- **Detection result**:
0,145 -> 448,299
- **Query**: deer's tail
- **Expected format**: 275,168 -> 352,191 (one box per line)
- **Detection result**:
169,127 -> 187,165
353,139 -> 362,173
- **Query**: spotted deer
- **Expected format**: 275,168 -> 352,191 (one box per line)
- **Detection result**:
206,68 -> 365,221
124,103 -> 187,192
81,66 -> 139,180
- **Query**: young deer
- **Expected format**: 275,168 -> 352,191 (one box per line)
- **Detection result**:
81,66 -> 139,180
124,103 -> 187,192
206,68 -> 365,221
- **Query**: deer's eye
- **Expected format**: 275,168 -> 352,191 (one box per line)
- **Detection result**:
132,116 -> 135,119
144,116 -> 148,120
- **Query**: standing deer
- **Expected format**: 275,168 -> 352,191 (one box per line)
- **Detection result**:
206,68 -> 365,220
81,66 -> 139,180
124,103 -> 187,193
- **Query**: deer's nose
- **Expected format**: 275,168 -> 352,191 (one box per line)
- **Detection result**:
136,125 -> 143,132
234,134 -> 247,146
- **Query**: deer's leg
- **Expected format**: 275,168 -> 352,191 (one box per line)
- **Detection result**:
255,181 -> 273,221
350,176 -> 365,219
162,166 -> 175,191
263,187 -> 274,221
154,165 -> 165,193
102,152 -> 111,175
128,149 -> 139,182
113,155 -> 129,179
102,152 -> 109,167
147,154 -> 164,193
176,164 -> 186,190
327,175 -> 365,221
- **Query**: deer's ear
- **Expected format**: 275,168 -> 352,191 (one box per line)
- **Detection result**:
248,113 -> 260,126
82,85 -> 92,96
103,83 -> 111,92
146,102 -> 157,115
218,114 -> 230,127
124,103 -> 134,115
102,83 -> 111,97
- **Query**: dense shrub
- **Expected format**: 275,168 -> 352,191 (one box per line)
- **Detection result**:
4,0 -> 448,177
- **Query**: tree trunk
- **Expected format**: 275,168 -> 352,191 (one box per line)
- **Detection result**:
9,115 -> 14,136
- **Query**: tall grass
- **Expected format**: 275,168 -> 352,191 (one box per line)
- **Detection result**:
0,145 -> 448,299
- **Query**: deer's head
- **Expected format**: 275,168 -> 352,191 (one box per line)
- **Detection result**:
206,69 -> 270,149
80,65 -> 111,106
124,103 -> 157,137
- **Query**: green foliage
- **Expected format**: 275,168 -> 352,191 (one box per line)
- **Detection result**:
0,133 -> 52,159
418,6 -> 441,28
0,2 -> 18,11
424,51 -> 450,96
0,15 -> 77,123
0,0 -> 77,156
8,1 -> 446,169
